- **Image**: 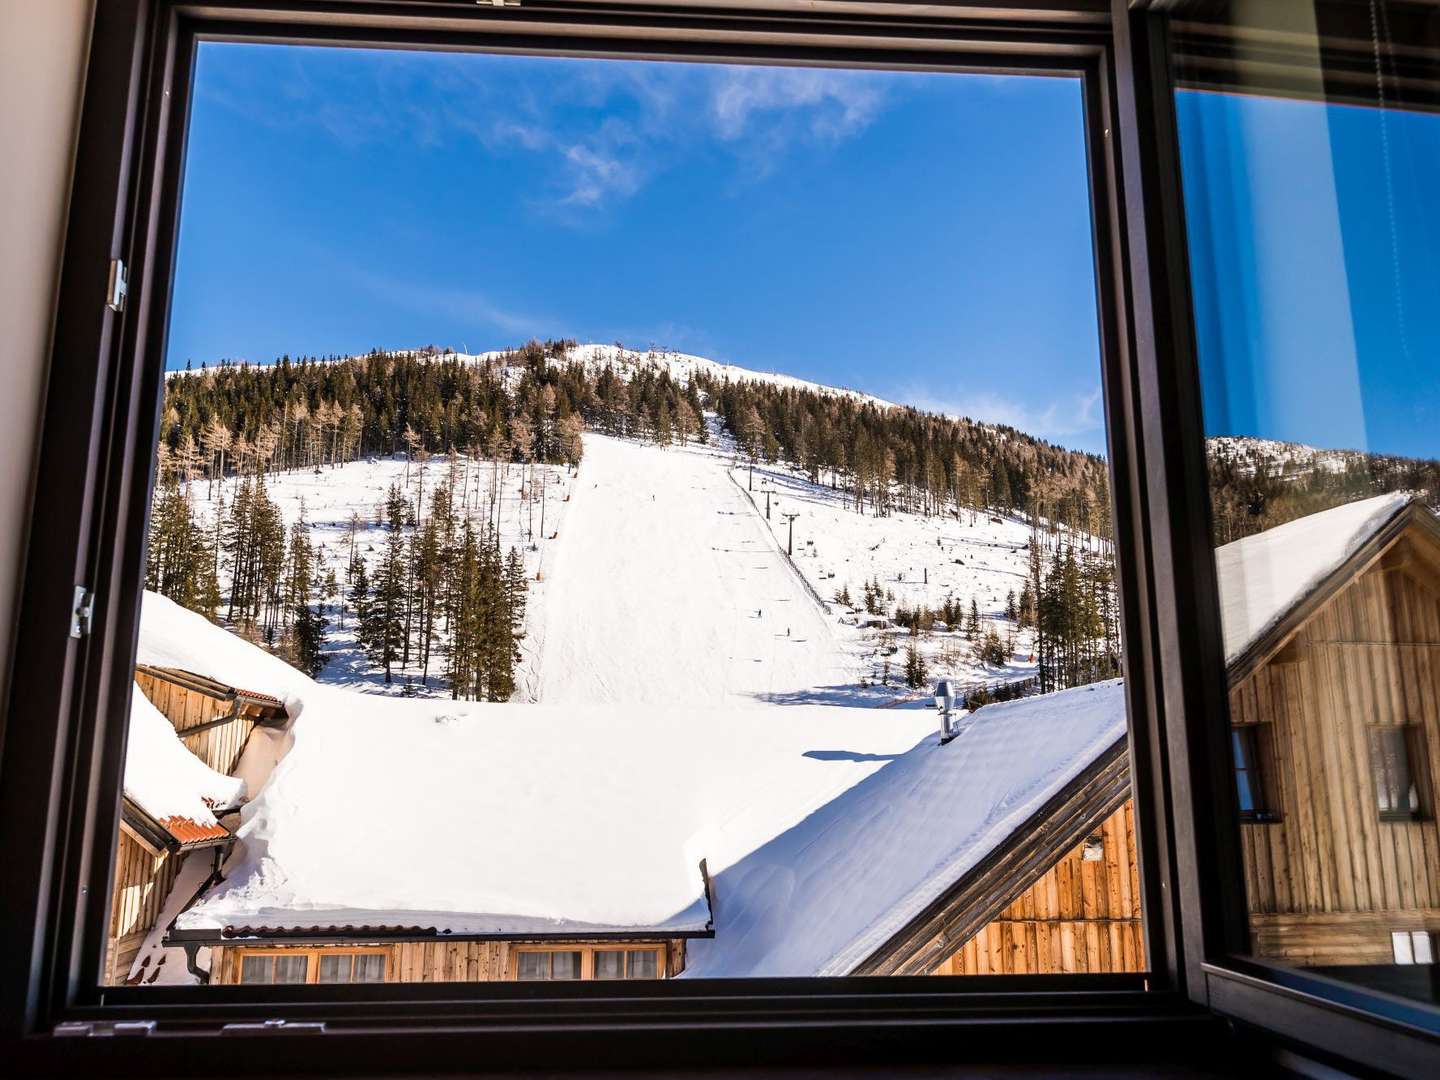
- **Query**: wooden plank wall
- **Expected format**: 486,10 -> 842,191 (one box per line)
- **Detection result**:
134,670 -> 256,777
211,939 -> 687,983
104,829 -> 181,985
930,801 -> 1143,975
1232,557 -> 1440,965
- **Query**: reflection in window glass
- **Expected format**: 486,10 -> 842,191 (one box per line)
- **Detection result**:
109,39 -> 1141,990
1174,0 -> 1440,1011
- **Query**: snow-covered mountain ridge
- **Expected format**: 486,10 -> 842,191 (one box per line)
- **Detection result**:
173,342 -> 901,413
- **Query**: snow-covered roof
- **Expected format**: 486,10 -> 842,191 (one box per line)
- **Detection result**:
686,680 -> 1127,977
138,592 -> 314,707
140,593 -> 1124,969
124,683 -> 244,843
1214,492 -> 1415,666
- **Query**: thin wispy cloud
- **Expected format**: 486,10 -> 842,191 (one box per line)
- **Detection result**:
899,383 -> 1106,450
711,67 -> 887,142
198,49 -> 905,214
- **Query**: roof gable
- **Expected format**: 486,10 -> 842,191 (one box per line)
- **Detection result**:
1215,494 -> 1433,680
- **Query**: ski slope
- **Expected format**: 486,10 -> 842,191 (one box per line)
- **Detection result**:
534,433 -> 854,706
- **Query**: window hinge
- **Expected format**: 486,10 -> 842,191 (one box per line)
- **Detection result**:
70,586 -> 95,639
55,1020 -> 156,1037
222,1019 -> 327,1036
106,258 -> 128,313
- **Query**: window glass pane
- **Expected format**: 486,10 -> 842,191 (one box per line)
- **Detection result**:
273,955 -> 309,984
550,952 -> 581,980
1234,767 -> 1256,816
516,953 -> 549,981
1368,728 -> 1411,815
111,33 -> 1141,992
1413,933 -> 1436,966
627,950 -> 659,979
318,954 -> 353,983
1173,0 -> 1440,1013
593,950 -> 625,980
353,954 -> 387,983
239,955 -> 272,984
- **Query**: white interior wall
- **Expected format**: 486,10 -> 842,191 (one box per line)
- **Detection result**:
0,1 -> 95,728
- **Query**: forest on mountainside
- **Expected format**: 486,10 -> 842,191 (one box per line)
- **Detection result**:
1207,439 -> 1440,546
148,339 -> 1123,700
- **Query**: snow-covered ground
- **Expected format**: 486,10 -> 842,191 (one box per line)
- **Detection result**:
533,432 -> 854,707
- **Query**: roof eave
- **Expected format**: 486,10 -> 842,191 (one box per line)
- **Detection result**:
164,925 -> 716,948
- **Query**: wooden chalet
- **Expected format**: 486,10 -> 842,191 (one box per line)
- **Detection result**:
106,666 -> 287,985
173,869 -> 715,985
1217,495 -> 1440,968
855,734 -> 1143,977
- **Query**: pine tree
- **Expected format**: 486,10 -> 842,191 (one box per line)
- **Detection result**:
903,641 -> 928,689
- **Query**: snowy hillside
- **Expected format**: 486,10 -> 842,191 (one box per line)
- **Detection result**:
185,417 -> 1048,705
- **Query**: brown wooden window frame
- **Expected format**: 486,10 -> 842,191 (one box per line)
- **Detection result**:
234,947 -> 390,986
512,945 -> 665,982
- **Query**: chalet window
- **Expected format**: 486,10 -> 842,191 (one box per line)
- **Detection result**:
239,949 -> 385,984
1392,930 -> 1436,966
239,954 -> 309,985
1231,726 -> 1277,822
515,950 -> 581,981
319,953 -> 387,984
593,948 -> 661,980
1368,726 -> 1429,821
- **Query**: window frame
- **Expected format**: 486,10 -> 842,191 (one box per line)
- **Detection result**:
2,0 -> 1433,1074
1142,1 -> 1440,1073
514,945 -> 666,981
1230,724 -> 1279,824
1367,724 -> 1431,823
232,948 -> 391,986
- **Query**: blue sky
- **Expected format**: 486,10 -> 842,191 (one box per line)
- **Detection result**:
1178,90 -> 1440,461
167,45 -> 1107,452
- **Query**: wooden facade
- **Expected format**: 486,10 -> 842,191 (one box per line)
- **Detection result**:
1228,509 -> 1440,966
930,801 -> 1144,975
103,668 -> 287,985
105,824 -> 184,985
208,938 -> 689,984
